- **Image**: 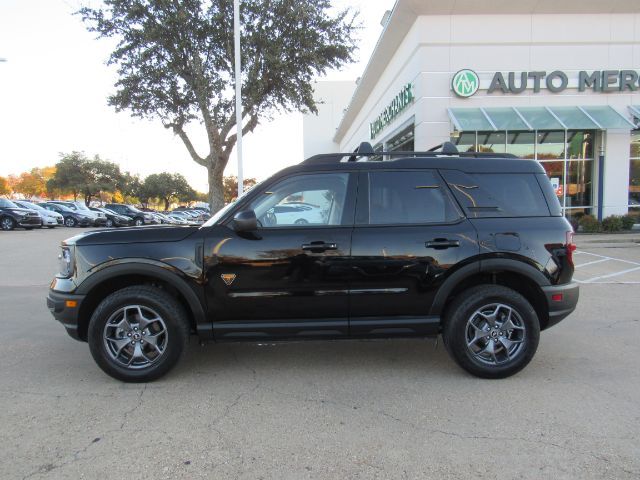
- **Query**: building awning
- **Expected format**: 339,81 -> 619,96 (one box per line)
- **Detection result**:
448,105 -> 635,132
628,106 -> 640,127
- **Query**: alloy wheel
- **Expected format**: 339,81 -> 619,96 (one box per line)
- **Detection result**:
103,305 -> 169,369
465,303 -> 526,365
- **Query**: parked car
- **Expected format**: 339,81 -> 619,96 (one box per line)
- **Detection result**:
48,201 -> 107,227
165,213 -> 190,224
14,200 -> 63,228
47,142 -> 579,382
90,207 -> 132,227
39,203 -> 94,227
272,203 -> 324,225
0,198 -> 42,230
104,204 -> 157,226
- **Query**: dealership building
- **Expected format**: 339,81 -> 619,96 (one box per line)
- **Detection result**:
303,0 -> 640,221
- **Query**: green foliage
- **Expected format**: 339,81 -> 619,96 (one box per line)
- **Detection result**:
578,215 -> 602,233
621,214 -> 637,230
0,176 -> 9,196
48,152 -> 124,205
142,172 -> 197,210
601,215 -> 624,232
77,0 -> 358,211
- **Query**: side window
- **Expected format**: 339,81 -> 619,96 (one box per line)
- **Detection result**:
441,170 -> 551,218
365,170 -> 461,225
249,173 -> 350,227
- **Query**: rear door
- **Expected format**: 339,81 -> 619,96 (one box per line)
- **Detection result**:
349,169 -> 479,336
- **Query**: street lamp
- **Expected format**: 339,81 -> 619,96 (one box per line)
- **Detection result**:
234,0 -> 243,198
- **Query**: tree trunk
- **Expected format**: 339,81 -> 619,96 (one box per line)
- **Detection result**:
164,197 -> 170,211
207,165 -> 225,213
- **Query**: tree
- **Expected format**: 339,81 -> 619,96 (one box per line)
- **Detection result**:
223,175 -> 257,203
48,152 -> 123,204
78,0 -> 358,212
14,167 -> 56,198
0,176 -> 9,196
143,172 -> 197,211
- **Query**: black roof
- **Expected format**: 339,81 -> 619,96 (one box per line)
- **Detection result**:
292,141 -> 546,175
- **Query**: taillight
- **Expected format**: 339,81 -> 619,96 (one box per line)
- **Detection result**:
566,231 -> 577,265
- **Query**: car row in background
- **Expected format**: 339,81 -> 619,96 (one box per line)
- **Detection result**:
0,200 -> 211,231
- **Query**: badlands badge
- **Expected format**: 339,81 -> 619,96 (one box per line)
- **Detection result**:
221,273 -> 237,286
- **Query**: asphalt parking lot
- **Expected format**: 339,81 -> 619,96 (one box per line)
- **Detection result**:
1,228 -> 639,479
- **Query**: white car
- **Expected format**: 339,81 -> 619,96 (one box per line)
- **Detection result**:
14,200 -> 63,228
272,203 -> 324,225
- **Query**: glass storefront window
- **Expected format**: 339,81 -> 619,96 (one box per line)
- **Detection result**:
540,161 -> 565,203
565,160 -> 593,207
536,131 -> 565,160
629,160 -> 640,206
630,131 -> 640,206
387,126 -> 414,152
452,132 -> 476,152
567,131 -> 594,159
477,132 -> 506,153
506,132 -> 535,158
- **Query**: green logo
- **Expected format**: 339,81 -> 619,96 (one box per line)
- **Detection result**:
452,69 -> 479,97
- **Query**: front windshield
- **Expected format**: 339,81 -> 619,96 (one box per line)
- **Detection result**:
128,205 -> 142,213
201,181 -> 263,228
18,201 -> 43,212
0,198 -> 19,208
46,203 -> 72,212
74,202 -> 90,211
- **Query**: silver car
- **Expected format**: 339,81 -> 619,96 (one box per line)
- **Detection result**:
14,200 -> 63,228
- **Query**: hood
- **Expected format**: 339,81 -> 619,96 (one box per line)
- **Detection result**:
65,225 -> 200,246
6,207 -> 37,215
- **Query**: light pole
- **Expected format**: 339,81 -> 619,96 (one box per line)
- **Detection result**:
234,0 -> 243,198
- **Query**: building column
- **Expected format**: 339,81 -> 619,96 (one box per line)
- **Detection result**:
602,130 -> 631,218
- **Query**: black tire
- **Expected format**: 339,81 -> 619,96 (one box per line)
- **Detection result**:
106,219 -> 114,227
1,216 -> 15,231
87,285 -> 190,382
64,216 -> 77,227
294,218 -> 308,225
442,285 -> 540,379
134,217 -> 144,226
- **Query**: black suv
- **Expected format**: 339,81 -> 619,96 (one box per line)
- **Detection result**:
47,143 -> 579,382
0,198 -> 42,230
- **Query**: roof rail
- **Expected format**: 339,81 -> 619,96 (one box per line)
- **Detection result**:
302,142 -> 517,165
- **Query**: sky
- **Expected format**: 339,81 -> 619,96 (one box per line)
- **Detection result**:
0,0 -> 396,192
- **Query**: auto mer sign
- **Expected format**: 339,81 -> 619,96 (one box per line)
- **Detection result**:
452,69 -> 640,97
370,83 -> 414,139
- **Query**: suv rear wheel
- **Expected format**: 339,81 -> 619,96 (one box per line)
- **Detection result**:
134,217 -> 144,226
87,285 -> 189,382
443,285 -> 540,379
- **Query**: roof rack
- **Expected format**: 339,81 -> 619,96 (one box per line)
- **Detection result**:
302,141 -> 517,165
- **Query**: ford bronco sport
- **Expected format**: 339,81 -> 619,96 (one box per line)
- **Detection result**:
47,143 -> 579,382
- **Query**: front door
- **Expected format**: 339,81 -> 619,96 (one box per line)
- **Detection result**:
349,169 -> 479,336
204,171 -> 356,340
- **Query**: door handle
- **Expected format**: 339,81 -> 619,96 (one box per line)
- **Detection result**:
425,238 -> 460,249
302,241 -> 338,252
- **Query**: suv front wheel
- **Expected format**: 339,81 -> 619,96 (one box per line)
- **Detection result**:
443,285 -> 540,379
88,285 -> 190,382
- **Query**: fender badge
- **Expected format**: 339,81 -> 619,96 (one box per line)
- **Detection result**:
221,273 -> 236,286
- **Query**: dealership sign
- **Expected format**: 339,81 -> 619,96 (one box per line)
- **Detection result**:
370,83 -> 414,139
451,69 -> 640,97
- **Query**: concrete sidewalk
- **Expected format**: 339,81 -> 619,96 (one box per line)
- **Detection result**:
574,232 -> 640,247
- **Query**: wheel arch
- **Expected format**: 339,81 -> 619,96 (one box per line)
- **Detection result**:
430,259 -> 551,330
75,262 -> 208,341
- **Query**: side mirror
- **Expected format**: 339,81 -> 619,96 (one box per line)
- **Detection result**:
232,210 -> 258,232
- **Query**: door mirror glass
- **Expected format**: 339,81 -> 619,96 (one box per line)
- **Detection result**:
232,210 -> 258,232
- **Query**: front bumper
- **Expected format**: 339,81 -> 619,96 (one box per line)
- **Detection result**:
541,282 -> 579,329
47,288 -> 86,341
18,217 -> 42,227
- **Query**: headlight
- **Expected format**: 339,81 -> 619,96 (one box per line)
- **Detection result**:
58,247 -> 74,277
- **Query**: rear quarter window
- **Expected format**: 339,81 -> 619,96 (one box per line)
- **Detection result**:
440,170 -> 551,218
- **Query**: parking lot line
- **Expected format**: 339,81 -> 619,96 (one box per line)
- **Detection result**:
582,265 -> 640,283
574,258 -> 610,268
